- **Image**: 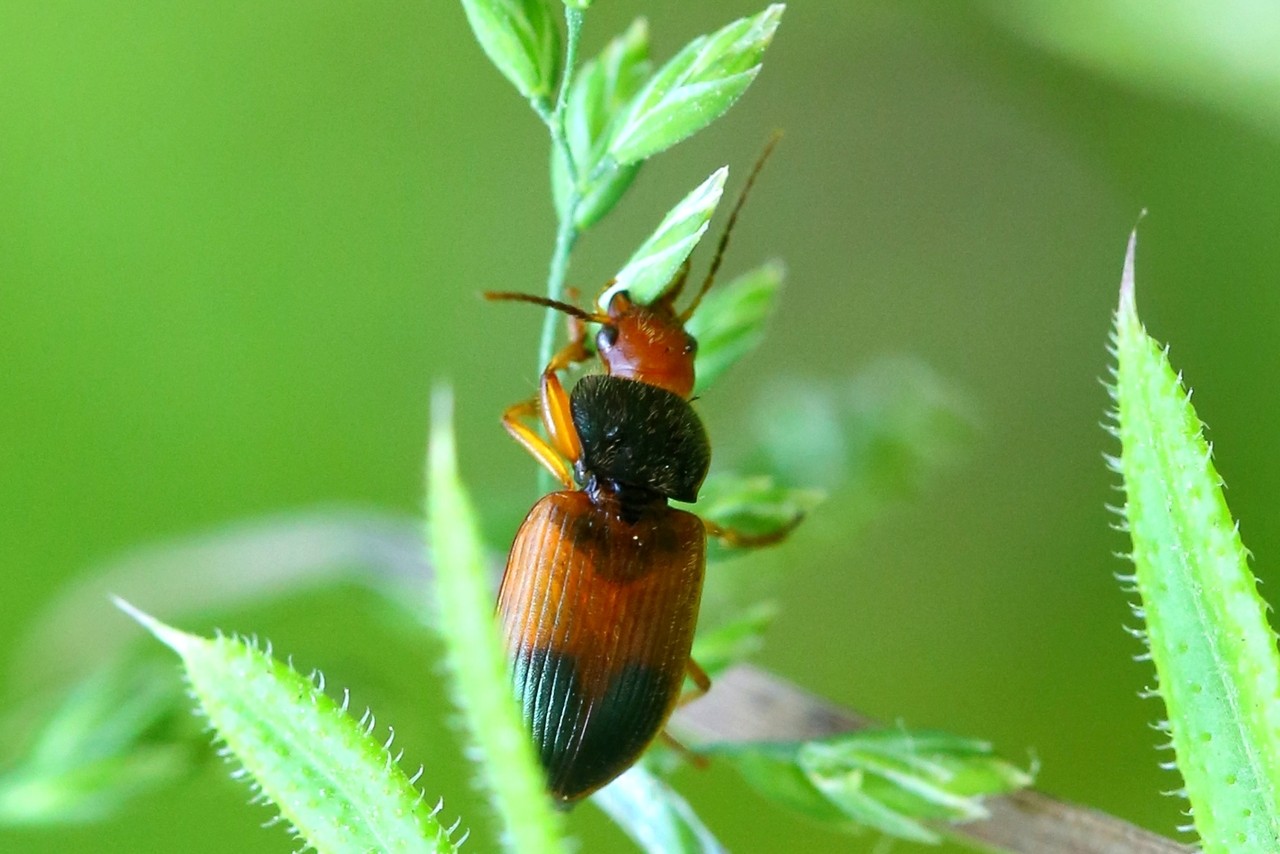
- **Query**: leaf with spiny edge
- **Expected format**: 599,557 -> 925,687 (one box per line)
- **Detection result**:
1109,227 -> 1280,852
115,600 -> 459,853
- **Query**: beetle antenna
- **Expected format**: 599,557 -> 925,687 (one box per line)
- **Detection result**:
679,132 -> 782,322
484,291 -> 608,324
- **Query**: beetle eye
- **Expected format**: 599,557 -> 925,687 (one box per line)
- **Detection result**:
684,335 -> 698,355
597,325 -> 619,349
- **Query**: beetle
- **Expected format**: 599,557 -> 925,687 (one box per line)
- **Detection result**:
488,140 -> 795,804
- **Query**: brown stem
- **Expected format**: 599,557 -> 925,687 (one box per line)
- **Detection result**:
670,665 -> 1193,854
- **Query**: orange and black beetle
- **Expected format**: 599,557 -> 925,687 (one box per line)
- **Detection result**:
488,139 -> 795,804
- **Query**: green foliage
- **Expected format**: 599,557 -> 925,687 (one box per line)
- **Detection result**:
694,473 -> 822,560
0,2 -> 1052,850
115,601 -> 456,854
714,731 -> 1031,845
592,765 -> 727,854
426,390 -> 567,854
1109,231 -> 1280,852
686,261 -> 785,395
607,5 -> 785,165
459,0 -> 561,103
605,167 -> 726,306
689,600 -> 779,680
743,361 -> 977,496
552,18 -> 650,228
0,658 -> 194,825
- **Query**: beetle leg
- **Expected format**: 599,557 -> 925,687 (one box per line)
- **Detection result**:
502,398 -> 575,489
703,513 -> 804,549
677,658 -> 711,706
538,338 -> 589,464
659,731 -> 709,769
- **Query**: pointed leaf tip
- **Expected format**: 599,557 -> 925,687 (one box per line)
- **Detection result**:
1119,210 -> 1147,315
112,597 -> 189,654
429,385 -> 457,472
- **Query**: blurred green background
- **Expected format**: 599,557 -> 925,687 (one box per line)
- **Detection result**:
5,1 -> 1280,851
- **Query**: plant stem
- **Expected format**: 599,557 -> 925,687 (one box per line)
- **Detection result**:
537,6 -> 585,374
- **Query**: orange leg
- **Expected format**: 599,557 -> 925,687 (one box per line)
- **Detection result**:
679,658 -> 711,706
502,325 -> 594,488
537,337 -> 590,462
656,661 -> 712,768
703,512 -> 803,549
502,398 -> 575,489
659,731 -> 709,769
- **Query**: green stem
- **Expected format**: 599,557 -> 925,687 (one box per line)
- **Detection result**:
537,6 -> 585,374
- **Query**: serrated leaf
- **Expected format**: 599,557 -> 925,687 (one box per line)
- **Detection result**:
1110,229 -> 1280,853
460,0 -> 561,102
552,18 -> 651,228
426,389 -> 567,854
603,167 -> 726,307
608,4 -> 784,164
712,730 -> 1031,844
115,601 -> 454,853
591,764 -> 727,854
686,260 -> 784,394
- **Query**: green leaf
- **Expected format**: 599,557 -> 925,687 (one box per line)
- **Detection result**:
686,260 -> 784,394
115,601 -> 456,853
1110,229 -> 1280,852
426,388 -> 567,854
0,657 -> 195,826
603,167 -> 726,307
591,764 -> 727,854
459,0 -> 561,102
712,730 -> 1032,844
552,18 -> 650,228
745,361 -> 976,497
690,600 -> 778,679
607,4 -> 785,165
694,473 -> 823,560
